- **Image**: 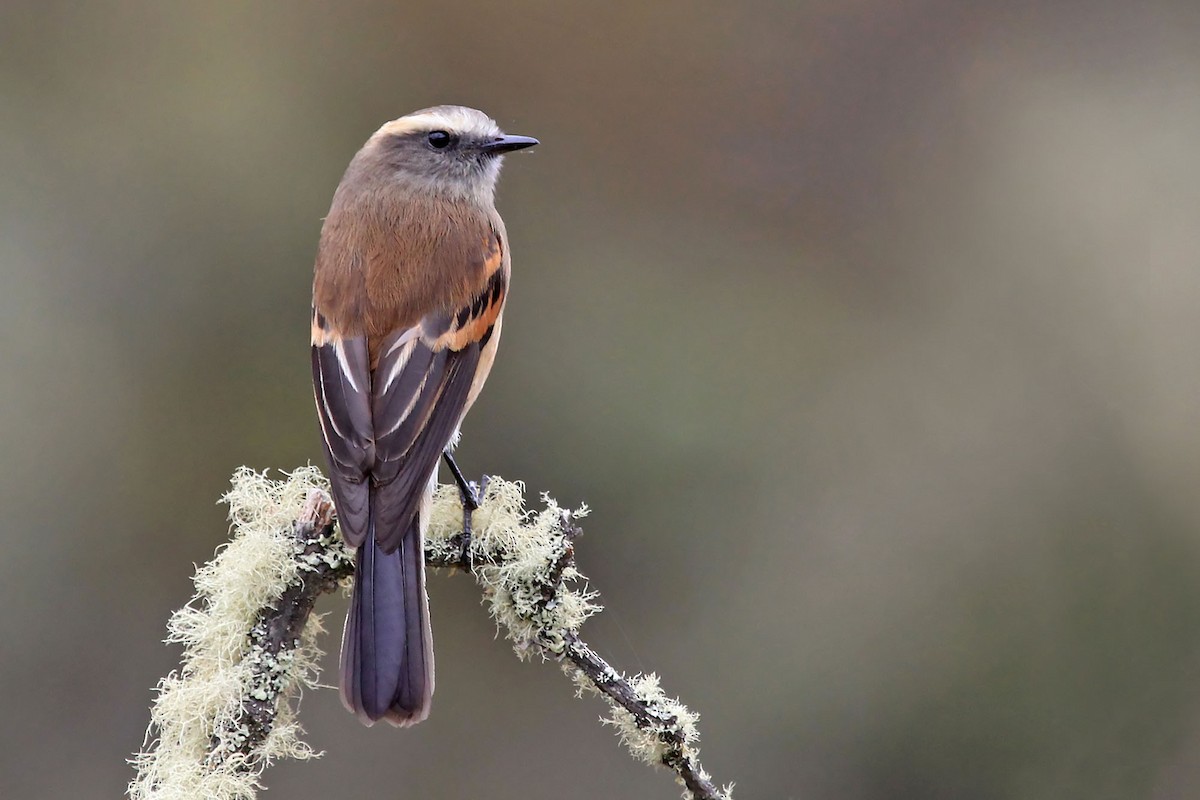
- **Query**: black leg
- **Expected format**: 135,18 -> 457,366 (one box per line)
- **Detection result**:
442,449 -> 480,510
442,450 -> 488,570
444,450 -> 489,568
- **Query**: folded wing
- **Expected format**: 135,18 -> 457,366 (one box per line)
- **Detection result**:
311,264 -> 507,551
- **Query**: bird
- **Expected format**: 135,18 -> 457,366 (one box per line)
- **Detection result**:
310,105 -> 537,726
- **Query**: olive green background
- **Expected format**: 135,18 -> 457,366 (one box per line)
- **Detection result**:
4,2 -> 1200,798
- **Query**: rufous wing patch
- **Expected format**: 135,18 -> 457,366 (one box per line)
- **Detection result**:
435,266 -> 506,351
312,306 -> 336,347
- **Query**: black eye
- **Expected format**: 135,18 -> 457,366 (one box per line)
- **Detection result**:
427,130 -> 454,149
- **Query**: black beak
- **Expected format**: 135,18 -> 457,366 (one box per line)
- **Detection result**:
479,134 -> 539,155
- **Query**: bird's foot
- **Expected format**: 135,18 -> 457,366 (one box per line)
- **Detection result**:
458,475 -> 489,571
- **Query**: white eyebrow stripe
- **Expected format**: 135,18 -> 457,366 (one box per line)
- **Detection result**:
389,113 -> 445,132
377,108 -> 501,140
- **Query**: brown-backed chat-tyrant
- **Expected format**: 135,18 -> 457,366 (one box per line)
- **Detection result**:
310,106 -> 537,726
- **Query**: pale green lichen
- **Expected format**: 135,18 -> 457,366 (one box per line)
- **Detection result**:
601,672 -> 699,762
129,466 -> 334,800
428,478 -> 727,798
566,665 -> 731,800
426,478 -> 598,658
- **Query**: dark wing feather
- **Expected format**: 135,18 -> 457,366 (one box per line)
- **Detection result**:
311,332 -> 374,547
369,328 -> 482,552
366,263 -> 504,552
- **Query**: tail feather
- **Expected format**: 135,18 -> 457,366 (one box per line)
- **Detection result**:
340,497 -> 434,726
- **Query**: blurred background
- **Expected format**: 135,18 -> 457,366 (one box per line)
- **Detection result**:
4,1 -> 1200,798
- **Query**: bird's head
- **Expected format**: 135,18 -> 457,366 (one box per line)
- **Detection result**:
363,105 -> 538,202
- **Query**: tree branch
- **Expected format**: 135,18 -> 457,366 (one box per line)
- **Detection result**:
563,635 -> 724,800
206,491 -> 353,771
129,468 -> 731,800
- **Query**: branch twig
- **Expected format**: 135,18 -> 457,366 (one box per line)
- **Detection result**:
564,635 -> 723,800
130,468 -> 731,800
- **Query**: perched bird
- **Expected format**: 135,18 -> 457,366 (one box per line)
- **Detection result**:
310,106 -> 537,726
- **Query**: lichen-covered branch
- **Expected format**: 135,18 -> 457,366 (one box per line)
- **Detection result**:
563,636 -> 723,800
129,467 -> 354,800
426,481 -> 728,799
206,491 -> 353,771
129,468 -> 731,800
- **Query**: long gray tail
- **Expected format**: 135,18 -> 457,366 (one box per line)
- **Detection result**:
340,511 -> 433,726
